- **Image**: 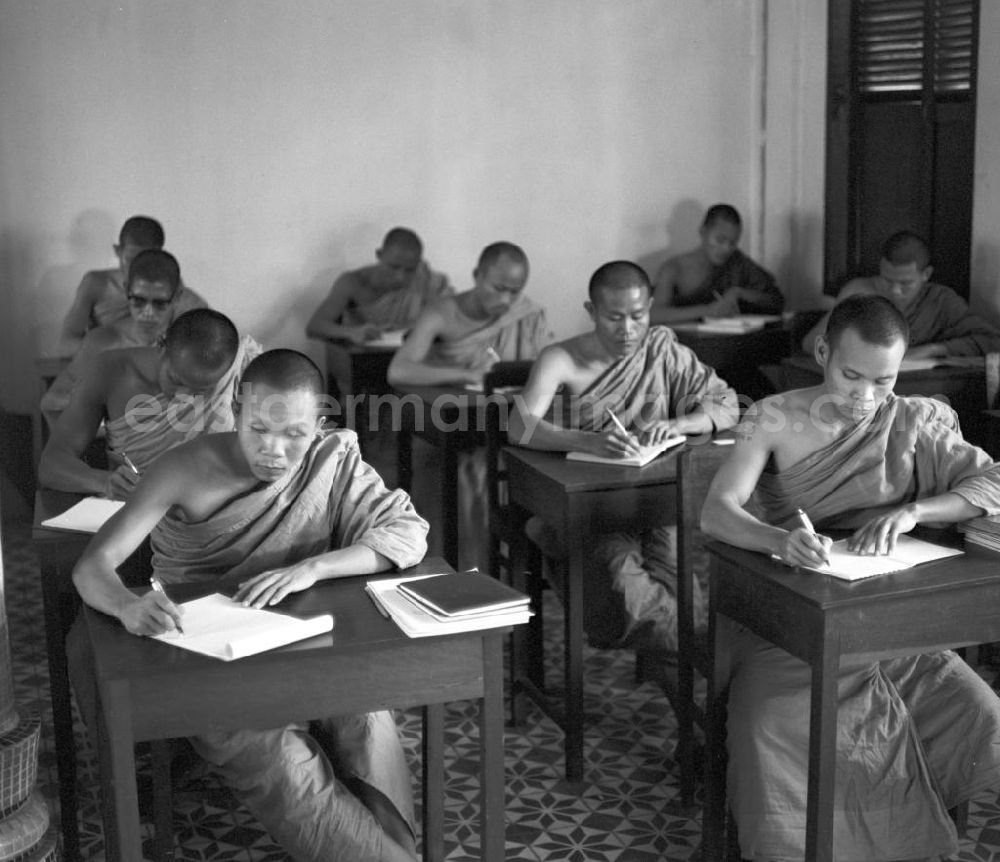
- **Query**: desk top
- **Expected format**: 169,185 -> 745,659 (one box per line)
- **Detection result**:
504,443 -> 681,493
85,557 -> 456,681
706,534 -> 999,611
33,488 -> 93,544
782,353 -> 985,382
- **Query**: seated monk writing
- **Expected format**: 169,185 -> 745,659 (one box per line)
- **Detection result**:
802,230 -> 1000,358
701,294 -> 1000,861
507,260 -> 738,658
306,226 -> 453,345
39,308 -> 259,499
57,214 -> 206,357
651,203 -> 784,325
68,349 -> 429,862
387,241 -> 549,388
42,249 -> 185,426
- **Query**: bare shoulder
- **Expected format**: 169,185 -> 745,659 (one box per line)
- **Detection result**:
734,390 -> 808,444
533,338 -> 581,380
77,268 -> 115,299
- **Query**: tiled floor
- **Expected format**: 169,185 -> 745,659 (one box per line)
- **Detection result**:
7,434 -> 1000,860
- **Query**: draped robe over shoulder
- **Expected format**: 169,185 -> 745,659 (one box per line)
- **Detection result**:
554,326 -> 737,434
104,335 -> 260,472
152,430 -> 428,584
670,249 -> 784,315
151,429 -> 428,861
901,282 -> 1000,356
427,295 -> 549,367
728,394 -> 1000,860
339,262 -> 452,331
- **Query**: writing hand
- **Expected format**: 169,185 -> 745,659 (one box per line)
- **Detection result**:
234,561 -> 318,609
103,465 -> 141,500
120,591 -> 184,637
591,427 -> 643,459
348,324 -> 382,345
707,288 -> 741,318
780,527 -> 833,568
847,506 -> 918,555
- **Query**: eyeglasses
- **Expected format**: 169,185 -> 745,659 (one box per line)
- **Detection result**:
127,294 -> 173,312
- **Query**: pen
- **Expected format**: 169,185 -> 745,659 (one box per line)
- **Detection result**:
486,346 -> 501,363
795,508 -> 830,565
149,576 -> 184,634
605,407 -> 631,437
122,453 -> 140,476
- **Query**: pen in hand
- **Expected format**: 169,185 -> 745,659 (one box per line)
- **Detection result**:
150,576 -> 184,634
122,453 -> 140,476
795,508 -> 830,566
605,407 -> 631,437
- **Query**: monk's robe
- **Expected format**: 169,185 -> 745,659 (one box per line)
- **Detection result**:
149,430 -> 428,860
424,294 -> 550,572
41,323 -> 148,426
60,268 -> 207,354
894,282 -> 1000,356
103,335 -> 260,473
670,248 -> 784,315
337,262 -> 453,331
530,326 -> 738,652
726,394 -> 1000,861
427,294 -> 550,368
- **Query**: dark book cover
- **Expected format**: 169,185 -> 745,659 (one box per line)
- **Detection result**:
398,571 -> 529,617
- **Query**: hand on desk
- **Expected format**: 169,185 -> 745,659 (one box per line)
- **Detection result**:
587,428 -> 643,459
122,590 -> 185,637
461,350 -> 499,385
638,420 -> 684,447
780,526 -> 833,568
103,465 -> 141,501
847,506 -> 917,556
235,560 -> 317,609
347,324 -> 384,345
706,287 -> 742,318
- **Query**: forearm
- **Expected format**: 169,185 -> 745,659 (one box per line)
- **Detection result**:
73,552 -> 138,618
909,491 -> 985,523
388,357 -> 473,387
306,544 -> 394,581
701,496 -> 787,556
39,448 -> 109,495
306,318 -> 357,342
508,414 -> 602,452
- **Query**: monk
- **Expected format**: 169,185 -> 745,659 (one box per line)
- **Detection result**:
508,260 -> 738,656
651,203 -> 784,325
41,249 -> 184,426
39,309 -> 259,499
801,230 -> 1000,358
701,293 -> 1000,860
58,215 -> 206,356
69,349 -> 428,862
387,241 -> 549,387
306,226 -> 452,345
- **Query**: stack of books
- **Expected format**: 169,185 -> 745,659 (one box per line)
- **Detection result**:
366,571 -> 532,638
961,515 -> 1000,552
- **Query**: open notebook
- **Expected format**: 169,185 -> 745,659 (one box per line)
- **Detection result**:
151,593 -> 334,660
364,329 -> 406,348
566,434 -> 684,467
802,535 -> 963,581
40,497 -> 125,533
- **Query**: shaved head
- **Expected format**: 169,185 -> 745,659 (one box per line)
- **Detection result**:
238,349 -> 325,401
587,260 -> 651,303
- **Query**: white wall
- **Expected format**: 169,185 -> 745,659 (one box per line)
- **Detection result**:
0,0 -> 824,413
971,0 -> 1000,323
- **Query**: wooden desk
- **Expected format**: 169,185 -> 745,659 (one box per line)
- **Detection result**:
672,323 -> 792,402
701,538 -> 1000,862
771,354 -> 989,446
32,488 -> 151,861
318,340 -> 397,452
85,557 -> 506,862
394,385 -> 495,568
503,444 -> 680,782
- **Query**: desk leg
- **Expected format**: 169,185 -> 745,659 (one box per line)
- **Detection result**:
702,600 -> 728,860
97,679 -> 141,862
805,633 -> 839,862
480,633 -> 505,862
442,446 -> 459,569
40,566 -> 80,860
563,544 -> 585,783
422,703 -> 445,862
